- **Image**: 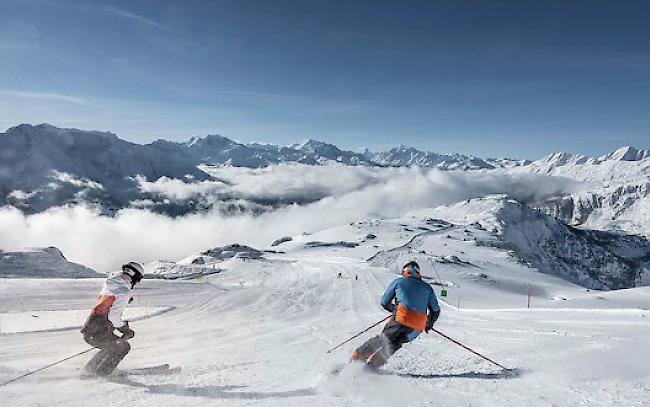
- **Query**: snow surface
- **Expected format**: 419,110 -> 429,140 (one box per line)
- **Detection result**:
2,209 -> 650,406
1,124 -> 649,405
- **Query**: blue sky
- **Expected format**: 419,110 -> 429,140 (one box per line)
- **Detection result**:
1,0 -> 648,159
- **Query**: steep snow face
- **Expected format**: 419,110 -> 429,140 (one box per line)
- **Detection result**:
598,146 -> 650,162
0,247 -> 101,278
427,196 -> 650,290
509,146 -> 650,236
537,182 -> 650,236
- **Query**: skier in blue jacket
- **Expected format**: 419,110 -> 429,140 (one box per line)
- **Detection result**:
352,261 -> 440,367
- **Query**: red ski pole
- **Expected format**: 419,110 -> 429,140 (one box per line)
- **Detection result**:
431,328 -> 510,370
326,315 -> 391,354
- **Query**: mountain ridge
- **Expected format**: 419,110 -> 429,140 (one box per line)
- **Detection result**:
3,123 -> 646,170
1,123 -> 648,227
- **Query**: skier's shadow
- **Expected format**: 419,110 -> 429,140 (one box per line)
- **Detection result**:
389,368 -> 523,380
110,376 -> 317,400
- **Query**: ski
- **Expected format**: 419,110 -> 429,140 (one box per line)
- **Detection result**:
117,364 -> 181,375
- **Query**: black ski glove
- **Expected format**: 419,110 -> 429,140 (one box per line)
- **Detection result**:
382,302 -> 395,313
118,323 -> 135,340
425,309 -> 440,333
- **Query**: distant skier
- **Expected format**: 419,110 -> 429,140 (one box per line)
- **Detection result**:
351,261 -> 440,367
80,262 -> 144,376
337,272 -> 342,278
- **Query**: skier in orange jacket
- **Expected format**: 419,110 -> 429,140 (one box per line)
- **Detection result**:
80,262 -> 144,376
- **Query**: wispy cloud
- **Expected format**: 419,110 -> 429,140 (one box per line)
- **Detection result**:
0,90 -> 96,106
104,6 -> 169,30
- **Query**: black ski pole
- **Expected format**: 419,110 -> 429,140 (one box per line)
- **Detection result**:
326,315 -> 391,354
2,347 -> 95,386
431,328 -> 510,370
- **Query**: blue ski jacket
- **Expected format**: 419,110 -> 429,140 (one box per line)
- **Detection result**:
380,274 -> 440,332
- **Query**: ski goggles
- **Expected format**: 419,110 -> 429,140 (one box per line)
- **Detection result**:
122,265 -> 143,281
404,264 -> 420,274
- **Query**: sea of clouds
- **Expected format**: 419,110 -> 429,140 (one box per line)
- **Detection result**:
0,165 -> 580,271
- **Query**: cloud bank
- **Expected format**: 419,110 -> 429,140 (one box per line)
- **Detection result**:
0,165 -> 579,272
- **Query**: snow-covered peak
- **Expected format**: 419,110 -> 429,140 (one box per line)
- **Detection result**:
485,157 -> 531,168
535,151 -> 594,168
186,135 -> 201,147
372,146 -> 494,170
530,145 -> 649,171
297,139 -> 338,153
4,123 -> 120,143
424,194 -> 512,230
599,146 -> 650,162
183,134 -> 238,149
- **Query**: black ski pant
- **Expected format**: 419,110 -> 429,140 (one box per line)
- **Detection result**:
83,332 -> 130,375
354,317 -> 416,366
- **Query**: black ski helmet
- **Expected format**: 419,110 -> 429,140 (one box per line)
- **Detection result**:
122,262 -> 144,286
402,261 -> 421,277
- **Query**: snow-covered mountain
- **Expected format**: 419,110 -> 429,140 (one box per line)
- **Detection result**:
154,134 -> 488,169
519,146 -> 650,175
137,195 -> 649,290
425,196 -> 650,290
598,145 -> 650,162
370,145 -> 495,170
0,124 -> 503,213
511,146 -> 650,237
0,124 -> 209,213
1,123 -> 648,239
0,247 -> 101,278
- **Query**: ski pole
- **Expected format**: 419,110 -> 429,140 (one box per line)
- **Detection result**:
431,328 -> 510,370
326,315 -> 391,354
2,347 -> 95,386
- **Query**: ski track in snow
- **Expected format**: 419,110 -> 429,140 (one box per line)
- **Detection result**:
2,241 -> 650,405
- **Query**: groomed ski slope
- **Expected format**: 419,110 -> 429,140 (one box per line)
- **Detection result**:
2,218 -> 650,406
